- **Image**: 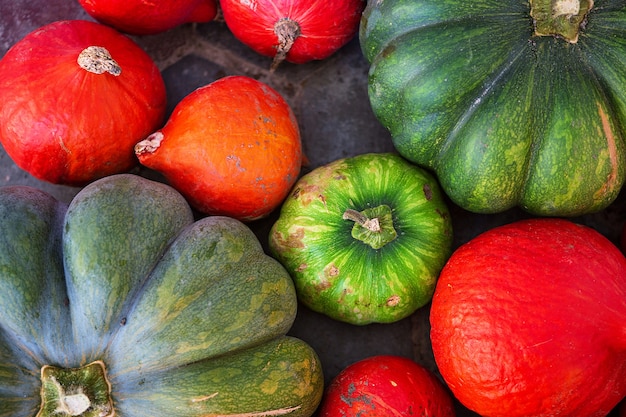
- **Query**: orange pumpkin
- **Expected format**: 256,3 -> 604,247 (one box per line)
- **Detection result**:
135,75 -> 302,221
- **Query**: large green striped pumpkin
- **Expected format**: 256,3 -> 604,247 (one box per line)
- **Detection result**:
0,174 -> 323,417
360,0 -> 626,216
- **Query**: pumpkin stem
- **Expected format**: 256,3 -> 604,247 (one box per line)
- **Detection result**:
343,209 -> 381,232
343,206 -> 397,250
135,131 -> 164,155
60,392 -> 91,416
271,17 -> 301,72
529,0 -> 593,43
37,361 -> 114,417
77,46 -> 122,76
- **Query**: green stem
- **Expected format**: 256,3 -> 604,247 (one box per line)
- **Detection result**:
342,208 -> 382,232
343,205 -> 397,250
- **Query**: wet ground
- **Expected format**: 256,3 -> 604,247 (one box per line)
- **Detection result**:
3,1 -> 626,415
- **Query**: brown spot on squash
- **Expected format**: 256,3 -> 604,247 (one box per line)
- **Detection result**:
292,184 -> 326,207
386,295 -> 400,307
325,264 -> 339,277
272,228 -> 305,249
593,101 -> 621,200
423,184 -> 432,200
381,43 -> 396,59
315,279 -> 332,291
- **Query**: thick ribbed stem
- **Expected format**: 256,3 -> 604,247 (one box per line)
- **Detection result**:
37,361 -> 114,417
530,0 -> 594,43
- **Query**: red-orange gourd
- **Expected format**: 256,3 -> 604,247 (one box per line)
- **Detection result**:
0,20 -> 167,186
135,75 -> 302,222
430,218 -> 626,417
77,0 -> 218,35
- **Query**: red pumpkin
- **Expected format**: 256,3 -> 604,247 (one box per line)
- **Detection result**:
220,0 -> 365,70
430,218 -> 626,417
318,355 -> 455,417
0,20 -> 166,186
619,223 -> 626,254
135,75 -> 302,221
78,0 -> 218,35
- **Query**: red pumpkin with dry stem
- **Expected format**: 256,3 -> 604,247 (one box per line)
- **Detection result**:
0,20 -> 166,186
135,75 -> 302,222
220,0 -> 365,71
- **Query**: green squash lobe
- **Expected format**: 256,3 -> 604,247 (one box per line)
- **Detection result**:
360,0 -> 626,216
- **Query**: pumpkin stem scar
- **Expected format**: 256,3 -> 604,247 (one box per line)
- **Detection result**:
135,131 -> 164,155
77,46 -> 122,76
212,405 -> 302,417
38,361 -> 114,417
552,0 -> 579,17
49,376 -> 91,416
593,101 -> 620,199
191,392 -> 219,402
529,0 -> 593,43
271,17 -> 301,72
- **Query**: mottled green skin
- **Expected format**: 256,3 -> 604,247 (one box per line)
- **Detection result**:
0,174 -> 323,417
113,336 -> 322,417
0,186 -> 68,417
360,0 -> 626,216
269,153 -> 453,325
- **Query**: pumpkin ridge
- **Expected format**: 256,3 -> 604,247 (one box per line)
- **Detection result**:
0,175 -> 323,417
435,40 -> 531,163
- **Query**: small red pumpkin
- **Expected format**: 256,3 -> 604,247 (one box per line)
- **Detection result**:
0,20 -> 166,186
77,0 -> 218,35
619,222 -> 626,254
135,75 -> 302,222
430,218 -> 626,417
220,0 -> 365,70
318,355 -> 456,417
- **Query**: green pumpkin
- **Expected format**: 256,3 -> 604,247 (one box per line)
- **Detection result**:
269,153 -> 453,325
0,174 -> 323,417
360,0 -> 626,216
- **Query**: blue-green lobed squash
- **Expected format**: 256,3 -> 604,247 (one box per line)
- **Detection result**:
0,173 -> 323,417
